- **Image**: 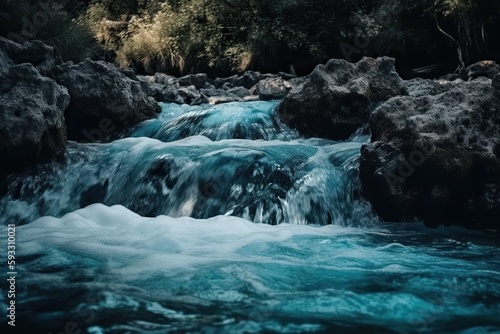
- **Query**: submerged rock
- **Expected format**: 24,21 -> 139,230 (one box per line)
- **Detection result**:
0,64 -> 69,178
49,59 -> 160,142
360,81 -> 500,229
277,57 -> 407,140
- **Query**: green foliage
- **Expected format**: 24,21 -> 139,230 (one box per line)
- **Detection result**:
2,0 -> 500,75
0,0 -> 97,62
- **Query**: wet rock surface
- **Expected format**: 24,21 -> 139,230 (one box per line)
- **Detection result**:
359,81 -> 500,229
277,57 -> 407,140
0,64 -> 69,179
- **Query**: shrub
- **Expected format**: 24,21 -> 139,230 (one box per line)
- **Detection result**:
0,0 -> 97,62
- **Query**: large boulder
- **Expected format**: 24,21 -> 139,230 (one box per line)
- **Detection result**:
0,37 -> 62,75
49,59 -> 160,141
359,81 -> 500,229
277,57 -> 407,140
0,64 -> 69,178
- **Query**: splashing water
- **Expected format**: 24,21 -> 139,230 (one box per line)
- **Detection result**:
0,101 -> 499,333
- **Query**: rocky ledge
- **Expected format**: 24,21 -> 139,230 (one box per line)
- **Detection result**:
0,64 -> 69,178
359,81 -> 500,229
277,57 -> 407,140
0,37 -> 160,179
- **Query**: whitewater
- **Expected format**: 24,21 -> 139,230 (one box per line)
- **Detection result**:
1,101 -> 499,333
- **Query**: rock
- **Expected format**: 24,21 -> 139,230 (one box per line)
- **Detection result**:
200,87 -> 228,97
435,78 -> 465,85
236,71 -> 272,89
278,71 -> 297,80
49,59 -> 160,142
178,85 -> 208,105
287,76 -> 308,89
226,86 -> 250,98
178,73 -> 208,89
493,74 -> 500,90
359,81 -> 500,229
221,82 -> 235,90
255,77 -> 289,100
466,60 -> 500,80
0,37 -> 62,75
471,76 -> 492,85
243,95 -> 260,102
404,78 -> 451,97
439,73 -> 461,81
214,75 -> 238,89
277,57 -> 407,140
137,75 -> 155,84
149,82 -> 183,104
0,50 -> 12,69
214,71 -> 275,89
0,64 -> 69,178
154,72 -> 178,86
208,96 -> 243,105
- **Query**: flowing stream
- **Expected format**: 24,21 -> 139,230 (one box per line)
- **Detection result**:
1,101 -> 499,333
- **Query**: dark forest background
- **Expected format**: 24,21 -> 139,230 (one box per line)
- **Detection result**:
1,0 -> 499,78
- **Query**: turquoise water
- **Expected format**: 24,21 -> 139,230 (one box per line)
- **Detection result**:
1,102 -> 499,333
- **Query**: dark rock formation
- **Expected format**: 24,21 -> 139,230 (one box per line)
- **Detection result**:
215,71 -> 273,89
139,70 -> 299,105
49,59 -> 160,141
466,60 -> 500,80
226,86 -> 250,98
0,50 -> 13,69
0,64 -> 69,178
200,87 -> 228,98
360,81 -> 500,229
177,85 -> 208,105
254,77 -> 290,100
0,37 -> 62,75
178,73 -> 209,89
277,57 -> 407,140
492,74 -> 500,90
147,82 -> 181,103
404,78 -> 452,97
154,72 -> 178,86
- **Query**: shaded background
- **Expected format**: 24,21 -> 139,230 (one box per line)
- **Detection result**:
1,0 -> 499,78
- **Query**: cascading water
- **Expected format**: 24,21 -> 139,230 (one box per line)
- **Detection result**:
0,101 -> 372,226
1,101 -> 499,333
